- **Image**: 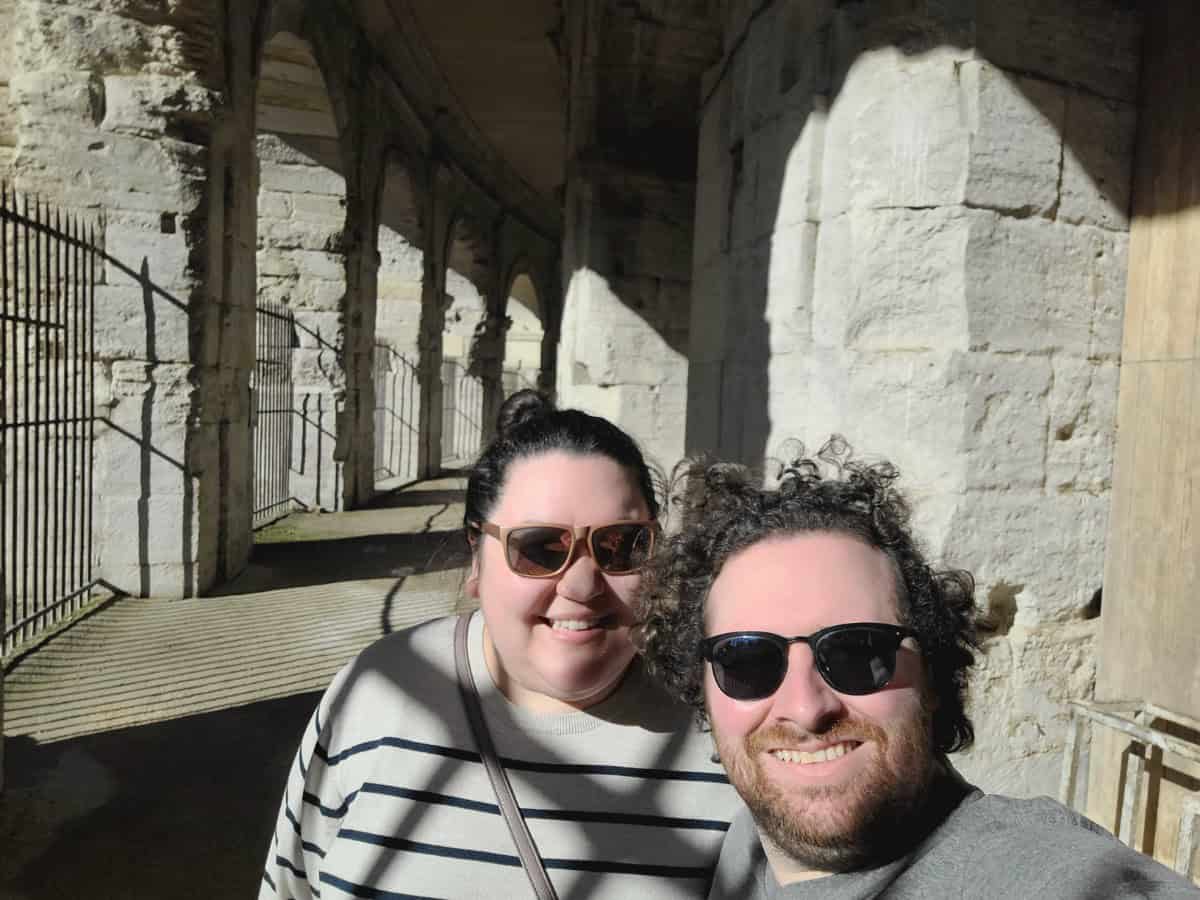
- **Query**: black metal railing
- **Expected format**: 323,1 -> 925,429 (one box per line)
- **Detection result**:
373,342 -> 420,486
441,358 -> 483,464
253,301 -> 296,528
1,184 -> 98,655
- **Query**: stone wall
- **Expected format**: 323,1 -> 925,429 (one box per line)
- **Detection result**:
7,0 -> 248,596
256,132 -> 347,512
0,0 -> 16,175
690,0 -> 1141,797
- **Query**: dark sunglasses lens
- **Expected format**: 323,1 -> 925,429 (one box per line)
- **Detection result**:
506,526 -> 572,576
590,523 -> 653,573
710,635 -> 786,700
817,628 -> 900,694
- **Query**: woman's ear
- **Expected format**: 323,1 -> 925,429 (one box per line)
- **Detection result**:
465,533 -> 480,598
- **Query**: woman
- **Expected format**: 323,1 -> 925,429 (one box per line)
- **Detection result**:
261,391 -> 737,899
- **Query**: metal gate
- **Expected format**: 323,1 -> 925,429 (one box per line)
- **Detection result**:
374,342 -> 420,486
1,184 -> 98,655
252,301 -> 295,528
441,358 -> 483,464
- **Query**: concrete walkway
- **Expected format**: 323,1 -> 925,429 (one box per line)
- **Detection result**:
0,476 -> 475,899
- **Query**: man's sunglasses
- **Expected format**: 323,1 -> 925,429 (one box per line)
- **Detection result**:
475,521 -> 656,578
699,623 -> 919,700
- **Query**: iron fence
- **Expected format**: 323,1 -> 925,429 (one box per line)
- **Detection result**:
441,358 -> 483,464
374,342 -> 420,486
253,301 -> 296,528
1,184 -> 98,655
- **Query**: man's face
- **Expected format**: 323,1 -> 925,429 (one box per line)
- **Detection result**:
704,532 -> 936,874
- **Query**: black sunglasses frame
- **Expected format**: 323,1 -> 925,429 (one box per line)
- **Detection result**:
699,622 -> 919,699
474,520 -> 657,578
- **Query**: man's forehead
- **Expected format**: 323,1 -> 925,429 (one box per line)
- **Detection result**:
704,531 -> 903,629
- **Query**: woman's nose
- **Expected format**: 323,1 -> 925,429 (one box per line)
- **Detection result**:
555,547 -> 605,602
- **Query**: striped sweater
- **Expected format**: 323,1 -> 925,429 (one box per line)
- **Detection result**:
260,611 -> 739,899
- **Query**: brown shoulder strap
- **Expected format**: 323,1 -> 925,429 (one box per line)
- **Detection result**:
454,612 -> 559,900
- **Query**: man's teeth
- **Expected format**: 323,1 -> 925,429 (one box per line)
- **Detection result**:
549,618 -> 601,631
771,742 -> 855,764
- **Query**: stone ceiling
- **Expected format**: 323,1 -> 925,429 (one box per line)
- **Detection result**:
406,0 -> 566,202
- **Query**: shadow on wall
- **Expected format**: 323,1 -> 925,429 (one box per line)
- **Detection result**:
686,1 -> 1142,466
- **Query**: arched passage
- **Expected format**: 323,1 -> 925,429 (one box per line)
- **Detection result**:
372,153 -> 425,490
501,271 -> 544,395
253,29 -> 347,523
440,213 -> 488,465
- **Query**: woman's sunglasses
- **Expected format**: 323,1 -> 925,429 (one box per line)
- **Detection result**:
476,521 -> 656,578
699,623 -> 919,700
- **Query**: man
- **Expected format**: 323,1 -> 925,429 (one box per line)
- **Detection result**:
637,439 -> 1199,898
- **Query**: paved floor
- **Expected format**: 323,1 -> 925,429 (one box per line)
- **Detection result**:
0,476 -> 475,899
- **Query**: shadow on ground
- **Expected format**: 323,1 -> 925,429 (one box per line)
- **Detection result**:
211,529 -> 471,594
0,692 -> 320,900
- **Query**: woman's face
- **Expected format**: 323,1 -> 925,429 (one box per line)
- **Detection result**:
467,450 -> 651,713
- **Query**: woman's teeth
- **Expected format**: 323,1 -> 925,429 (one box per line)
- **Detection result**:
771,742 -> 856,765
549,618 -> 601,631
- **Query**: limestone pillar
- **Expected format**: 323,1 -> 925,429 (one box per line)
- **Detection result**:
558,0 -> 721,471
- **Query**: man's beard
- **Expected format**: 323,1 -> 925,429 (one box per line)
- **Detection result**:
715,702 -> 937,873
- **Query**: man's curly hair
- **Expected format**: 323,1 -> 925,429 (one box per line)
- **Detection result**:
635,437 -> 980,755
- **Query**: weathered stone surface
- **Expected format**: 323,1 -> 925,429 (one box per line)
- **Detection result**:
961,62 -> 1065,216
820,46 -> 971,218
813,208 -> 970,351
964,213 -> 1127,354
1060,90 -> 1137,230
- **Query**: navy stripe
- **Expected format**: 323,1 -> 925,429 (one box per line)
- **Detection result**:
304,788 -> 360,818
275,854 -> 307,881
359,782 -> 728,831
525,807 -> 729,831
322,736 -> 726,784
338,830 -> 712,879
262,870 -> 276,892
500,756 -> 731,784
285,804 -> 303,835
323,737 -> 480,767
340,830 -> 521,867
299,750 -> 308,779
302,839 -> 327,859
319,872 -> 440,899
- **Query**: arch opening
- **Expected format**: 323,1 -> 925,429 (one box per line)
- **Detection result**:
252,29 -> 347,527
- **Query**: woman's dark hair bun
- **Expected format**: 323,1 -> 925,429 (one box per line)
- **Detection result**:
496,388 -> 554,438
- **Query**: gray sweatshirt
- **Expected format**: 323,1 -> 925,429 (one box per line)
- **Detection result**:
709,775 -> 1199,899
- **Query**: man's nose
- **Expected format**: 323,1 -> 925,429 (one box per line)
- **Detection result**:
768,643 -> 846,732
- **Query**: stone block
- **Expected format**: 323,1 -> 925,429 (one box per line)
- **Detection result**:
1044,356 -> 1119,493
93,284 -> 190,363
1060,91 -> 1137,230
820,46 -> 970,218
813,207 -> 970,352
257,190 -> 293,221
103,217 -> 194,293
259,217 -> 342,253
100,75 -> 216,137
766,221 -> 818,351
961,62 -> 1065,217
688,259 -> 731,363
258,161 -> 345,196
290,191 -> 349,224
950,491 -> 1110,625
964,213 -> 1127,354
773,99 -> 826,230
9,70 -> 101,124
977,0 -> 1142,104
951,350 -> 1053,492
